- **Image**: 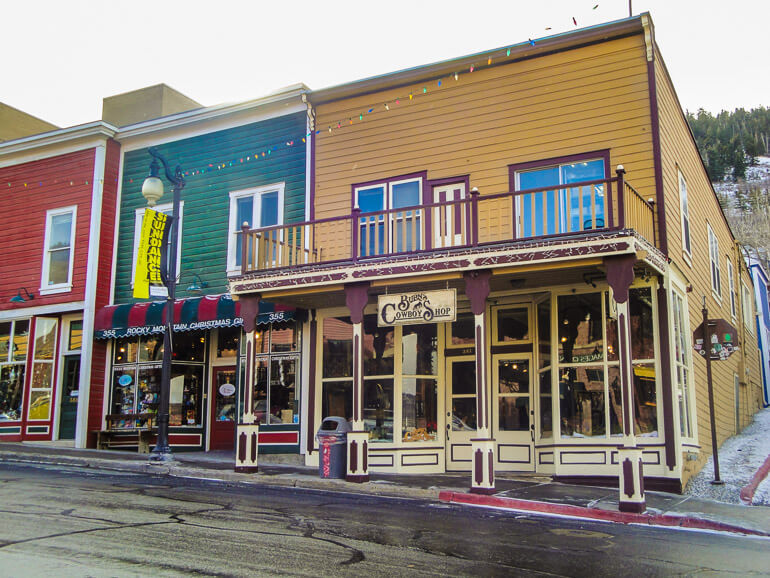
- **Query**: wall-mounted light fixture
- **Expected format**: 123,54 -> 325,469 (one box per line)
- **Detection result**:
10,288 -> 35,303
186,274 -> 209,294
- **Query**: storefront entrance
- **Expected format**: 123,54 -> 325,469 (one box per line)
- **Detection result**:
445,356 -> 476,470
58,355 -> 80,440
210,366 -> 237,450
492,354 -> 534,471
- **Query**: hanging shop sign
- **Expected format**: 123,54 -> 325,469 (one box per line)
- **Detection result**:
378,289 -> 456,327
133,209 -> 169,299
693,318 -> 740,361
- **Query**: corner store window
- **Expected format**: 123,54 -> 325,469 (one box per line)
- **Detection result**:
0,321 -> 29,422
110,333 -> 206,429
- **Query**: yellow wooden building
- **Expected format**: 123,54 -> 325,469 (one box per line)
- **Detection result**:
229,13 -> 763,500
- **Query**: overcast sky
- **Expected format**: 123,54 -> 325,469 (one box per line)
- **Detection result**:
3,0 -> 767,128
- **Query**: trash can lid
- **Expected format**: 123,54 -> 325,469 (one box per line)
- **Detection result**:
319,416 -> 352,433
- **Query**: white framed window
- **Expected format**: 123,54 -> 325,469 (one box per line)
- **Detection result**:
228,184 -> 285,273
354,176 -> 423,256
671,288 -> 694,439
727,261 -> 737,319
678,169 -> 692,258
131,202 -> 184,287
513,157 -> 606,237
40,206 -> 76,295
708,224 -> 721,299
742,282 -> 755,334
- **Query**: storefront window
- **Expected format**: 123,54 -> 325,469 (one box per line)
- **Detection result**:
114,337 -> 138,364
402,378 -> 437,442
560,365 -> 605,437
249,322 -> 300,425
363,378 -> 393,442
402,324 -> 437,376
217,327 -> 240,358
172,332 -> 206,362
139,335 -> 163,362
558,293 -> 603,363
170,365 -> 203,426
0,321 -> 28,421
555,287 -> 657,439
449,313 -> 475,346
497,308 -> 529,342
271,324 -> 298,353
364,316 -> 394,376
322,317 -> 353,378
110,332 -> 205,429
29,318 -> 57,420
270,357 -> 297,423
322,381 -> 352,421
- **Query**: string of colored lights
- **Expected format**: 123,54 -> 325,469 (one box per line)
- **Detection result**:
316,6 -> 600,137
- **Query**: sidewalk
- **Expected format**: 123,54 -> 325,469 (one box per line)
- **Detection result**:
1,441 -> 768,537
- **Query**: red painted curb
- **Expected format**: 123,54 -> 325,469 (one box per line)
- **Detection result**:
438,491 -> 769,537
739,454 -> 770,505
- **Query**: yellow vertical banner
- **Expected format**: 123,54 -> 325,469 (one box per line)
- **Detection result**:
133,209 -> 169,299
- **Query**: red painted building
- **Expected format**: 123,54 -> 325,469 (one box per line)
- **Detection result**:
0,122 -> 120,446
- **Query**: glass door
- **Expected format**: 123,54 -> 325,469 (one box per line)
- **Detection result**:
492,354 -> 535,472
58,355 -> 80,440
445,356 -> 477,471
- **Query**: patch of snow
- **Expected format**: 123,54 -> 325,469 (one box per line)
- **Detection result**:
684,406 -> 770,505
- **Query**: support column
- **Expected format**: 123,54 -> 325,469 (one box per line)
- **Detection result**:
235,295 -> 260,473
345,283 -> 370,483
606,255 -> 645,513
464,270 -> 495,494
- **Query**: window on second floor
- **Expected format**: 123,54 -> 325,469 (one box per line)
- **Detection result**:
228,184 -> 284,272
708,224 -> 721,299
678,169 -> 692,258
742,282 -> 755,333
727,261 -> 737,319
511,154 -> 607,238
41,206 -> 76,294
353,175 -> 423,256
131,202 -> 183,287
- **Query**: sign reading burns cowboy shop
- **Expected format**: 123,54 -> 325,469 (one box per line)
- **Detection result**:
378,289 -> 457,327
133,209 -> 169,299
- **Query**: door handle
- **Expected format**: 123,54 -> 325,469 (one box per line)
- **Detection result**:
530,423 -> 535,442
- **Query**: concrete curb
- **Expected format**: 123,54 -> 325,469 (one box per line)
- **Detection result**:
740,454 -> 770,505
0,451 -> 440,501
438,491 -> 770,537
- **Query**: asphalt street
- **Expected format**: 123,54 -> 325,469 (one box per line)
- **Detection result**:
0,462 -> 768,577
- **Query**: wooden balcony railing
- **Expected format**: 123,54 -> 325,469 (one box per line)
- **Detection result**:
239,166 -> 655,274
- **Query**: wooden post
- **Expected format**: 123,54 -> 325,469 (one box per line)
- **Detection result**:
345,282 -> 370,482
235,295 -> 260,473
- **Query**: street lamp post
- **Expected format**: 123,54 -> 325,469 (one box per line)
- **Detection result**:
141,147 -> 185,462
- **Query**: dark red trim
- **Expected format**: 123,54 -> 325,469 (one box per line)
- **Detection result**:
622,458 -> 635,497
349,439 -> 358,473
618,501 -> 646,514
646,56 -> 668,254
508,149 -> 611,179
619,313 -> 632,435
474,448 -> 483,485
346,474 -> 370,483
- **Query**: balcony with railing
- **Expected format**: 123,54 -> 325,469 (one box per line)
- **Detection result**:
238,166 -> 655,275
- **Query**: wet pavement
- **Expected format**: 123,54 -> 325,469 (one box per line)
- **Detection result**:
2,441 -> 768,537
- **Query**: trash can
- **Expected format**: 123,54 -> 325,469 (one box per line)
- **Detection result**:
316,417 -> 351,479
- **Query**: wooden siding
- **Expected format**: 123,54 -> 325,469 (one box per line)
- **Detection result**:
654,50 -> 762,483
314,35 -> 656,237
0,149 -> 96,311
114,112 -> 307,303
